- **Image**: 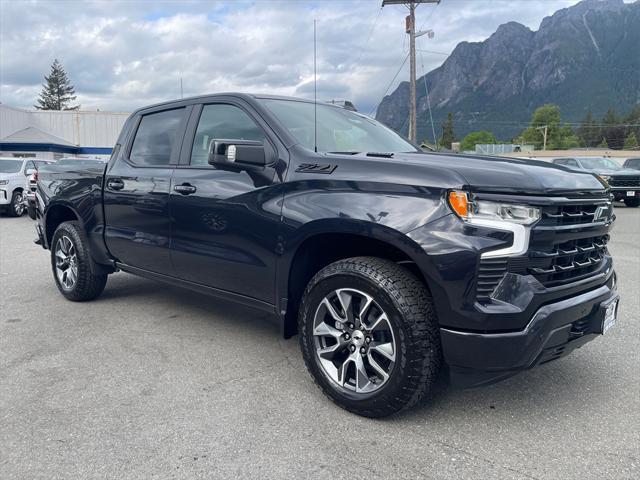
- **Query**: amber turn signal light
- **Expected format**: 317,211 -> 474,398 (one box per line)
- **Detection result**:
448,191 -> 470,218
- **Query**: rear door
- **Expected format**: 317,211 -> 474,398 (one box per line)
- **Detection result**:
103,106 -> 190,274
169,100 -> 285,303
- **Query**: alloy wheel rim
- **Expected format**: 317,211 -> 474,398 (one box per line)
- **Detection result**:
14,193 -> 24,215
312,288 -> 396,394
54,236 -> 78,290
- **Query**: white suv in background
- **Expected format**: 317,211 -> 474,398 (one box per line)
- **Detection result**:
0,158 -> 54,217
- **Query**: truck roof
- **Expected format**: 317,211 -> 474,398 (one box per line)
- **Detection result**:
130,92 -> 340,115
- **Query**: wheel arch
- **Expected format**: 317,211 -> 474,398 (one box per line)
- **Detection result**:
278,219 -> 434,338
44,202 -> 81,248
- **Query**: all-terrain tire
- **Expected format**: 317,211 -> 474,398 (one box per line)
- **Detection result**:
299,256 -> 441,417
51,221 -> 108,301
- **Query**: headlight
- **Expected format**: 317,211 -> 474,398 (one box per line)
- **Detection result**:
448,191 -> 541,225
596,174 -> 611,187
0,180 -> 9,186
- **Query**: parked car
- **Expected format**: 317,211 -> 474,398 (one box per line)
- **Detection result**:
622,157 -> 640,170
25,159 -> 58,219
0,157 -> 54,217
552,157 -> 640,207
36,94 -> 619,417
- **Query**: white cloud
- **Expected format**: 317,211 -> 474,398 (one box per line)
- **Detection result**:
0,0 -> 592,113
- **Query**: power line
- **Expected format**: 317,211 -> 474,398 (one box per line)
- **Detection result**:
353,5 -> 383,68
368,52 -> 410,116
416,48 -> 450,56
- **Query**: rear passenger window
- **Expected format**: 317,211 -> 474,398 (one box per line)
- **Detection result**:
129,108 -> 186,166
190,104 -> 265,166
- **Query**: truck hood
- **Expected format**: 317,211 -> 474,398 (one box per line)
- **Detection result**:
576,168 -> 640,176
0,173 -> 20,182
384,152 -> 606,195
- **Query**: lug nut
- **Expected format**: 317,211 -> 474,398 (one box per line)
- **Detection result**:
365,337 -> 371,344
350,345 -> 356,353
349,323 -> 355,329
360,347 -> 366,354
344,333 -> 350,340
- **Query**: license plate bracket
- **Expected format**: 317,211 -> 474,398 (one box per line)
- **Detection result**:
602,299 -> 618,334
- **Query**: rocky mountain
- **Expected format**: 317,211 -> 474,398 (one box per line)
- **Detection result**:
375,0 -> 640,142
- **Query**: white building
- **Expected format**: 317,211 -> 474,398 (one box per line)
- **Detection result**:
0,104 -> 130,160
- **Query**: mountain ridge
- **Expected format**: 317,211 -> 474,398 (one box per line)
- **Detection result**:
375,0 -> 640,142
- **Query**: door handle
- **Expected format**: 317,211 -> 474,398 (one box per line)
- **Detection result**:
174,183 -> 197,195
107,178 -> 124,190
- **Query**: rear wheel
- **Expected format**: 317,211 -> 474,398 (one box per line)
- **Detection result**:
51,221 -> 108,301
624,198 -> 639,208
7,190 -> 25,217
299,257 -> 441,417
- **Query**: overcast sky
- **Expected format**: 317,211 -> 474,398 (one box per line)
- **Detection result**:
1,0 -> 593,114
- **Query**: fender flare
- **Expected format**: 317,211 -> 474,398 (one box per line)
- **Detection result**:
275,218 -> 441,336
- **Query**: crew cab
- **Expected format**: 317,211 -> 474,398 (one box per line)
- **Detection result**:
552,157 -> 640,207
35,94 -> 619,417
0,157 -> 54,217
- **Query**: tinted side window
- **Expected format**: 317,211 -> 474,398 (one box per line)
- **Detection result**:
190,104 -> 265,166
566,159 -> 579,167
129,108 -> 186,166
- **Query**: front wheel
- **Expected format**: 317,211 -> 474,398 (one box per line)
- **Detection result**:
624,197 -> 639,208
7,190 -> 25,217
299,257 -> 441,417
51,221 -> 108,301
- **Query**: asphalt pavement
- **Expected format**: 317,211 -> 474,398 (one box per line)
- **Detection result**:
1,208 -> 638,479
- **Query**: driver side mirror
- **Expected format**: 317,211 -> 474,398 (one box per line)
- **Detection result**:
208,139 -> 269,171
26,168 -> 36,176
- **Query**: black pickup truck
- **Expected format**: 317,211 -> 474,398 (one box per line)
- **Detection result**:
35,93 -> 619,417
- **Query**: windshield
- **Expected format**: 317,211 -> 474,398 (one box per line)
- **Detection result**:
261,99 -> 417,154
0,159 -> 23,174
578,157 -> 622,170
626,158 -> 640,168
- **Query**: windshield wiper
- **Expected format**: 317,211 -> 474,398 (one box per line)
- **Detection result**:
327,151 -> 361,155
366,152 -> 394,158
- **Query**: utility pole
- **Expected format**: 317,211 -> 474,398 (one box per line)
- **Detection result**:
536,125 -> 548,150
382,0 -> 440,143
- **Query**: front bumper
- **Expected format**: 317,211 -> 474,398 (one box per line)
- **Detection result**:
442,282 -> 618,388
0,189 -> 9,205
611,188 -> 639,200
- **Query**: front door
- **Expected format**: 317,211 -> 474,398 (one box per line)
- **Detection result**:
103,106 -> 189,275
169,102 -> 284,304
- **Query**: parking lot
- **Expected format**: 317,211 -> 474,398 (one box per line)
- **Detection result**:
1,209 -> 638,480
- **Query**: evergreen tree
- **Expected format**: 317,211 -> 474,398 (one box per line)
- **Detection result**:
439,113 -> 456,150
598,137 -> 609,148
624,132 -> 639,150
624,106 -> 640,144
35,59 -> 79,110
601,109 -> 624,150
577,110 -> 600,147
